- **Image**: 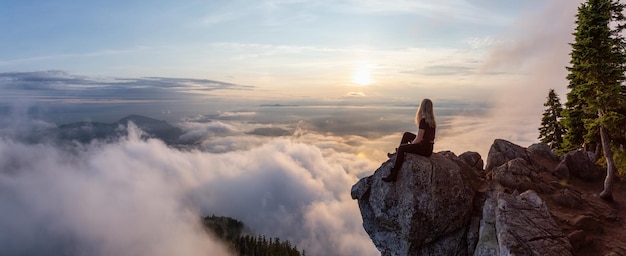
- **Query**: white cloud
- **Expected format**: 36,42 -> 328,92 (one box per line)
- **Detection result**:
178,120 -> 241,143
218,111 -> 257,117
346,91 -> 366,97
0,122 -> 380,256
0,128 -> 233,256
435,0 -> 584,157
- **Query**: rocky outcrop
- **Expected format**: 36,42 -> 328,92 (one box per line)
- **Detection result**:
352,139 -> 617,256
492,158 -> 561,194
554,151 -> 604,182
351,153 -> 478,255
495,190 -> 572,255
485,139 -> 529,172
459,151 -> 484,171
527,143 -> 559,162
486,140 -> 556,174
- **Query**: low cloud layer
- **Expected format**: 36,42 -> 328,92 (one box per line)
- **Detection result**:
0,119 -> 379,255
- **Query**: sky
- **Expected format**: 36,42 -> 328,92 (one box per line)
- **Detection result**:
0,0 -> 586,255
3,0 -> 557,102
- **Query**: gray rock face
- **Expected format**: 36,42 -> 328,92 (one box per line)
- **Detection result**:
353,139 -> 582,256
527,143 -> 559,162
351,153 -> 476,256
495,190 -> 572,256
459,151 -> 484,171
473,185 -> 498,256
555,151 -> 604,182
486,139 -> 557,176
492,158 -> 560,194
485,139 -> 529,172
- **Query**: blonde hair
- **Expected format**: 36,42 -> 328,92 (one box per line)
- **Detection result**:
415,98 -> 436,127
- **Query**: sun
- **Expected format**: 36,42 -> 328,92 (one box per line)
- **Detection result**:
352,66 -> 372,86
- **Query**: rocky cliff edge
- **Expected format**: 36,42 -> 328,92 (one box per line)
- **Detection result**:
351,139 -> 624,256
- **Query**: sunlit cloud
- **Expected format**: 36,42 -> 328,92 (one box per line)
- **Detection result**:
0,116 -> 380,255
218,111 -> 257,117
346,91 -> 366,97
0,125 -> 234,256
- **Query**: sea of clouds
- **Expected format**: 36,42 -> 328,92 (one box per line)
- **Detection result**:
0,1 -> 584,254
0,115 -> 383,255
0,96 -> 552,256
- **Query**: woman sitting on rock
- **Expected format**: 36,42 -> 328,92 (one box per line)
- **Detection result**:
383,98 -> 436,182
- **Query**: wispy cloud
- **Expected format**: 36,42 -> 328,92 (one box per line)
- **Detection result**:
346,91 -> 366,97
303,0 -> 518,25
402,65 -> 476,76
0,71 -> 253,101
0,46 -> 154,66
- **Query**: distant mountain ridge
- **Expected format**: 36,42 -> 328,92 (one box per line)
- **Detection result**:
47,115 -> 184,144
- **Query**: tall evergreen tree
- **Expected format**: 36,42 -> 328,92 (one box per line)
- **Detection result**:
539,89 -> 565,150
561,75 -> 597,152
565,0 -> 626,200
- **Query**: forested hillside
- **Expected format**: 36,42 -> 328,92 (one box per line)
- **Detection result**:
202,215 -> 304,256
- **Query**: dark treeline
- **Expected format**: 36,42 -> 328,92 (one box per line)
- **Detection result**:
202,215 -> 304,256
539,0 -> 626,200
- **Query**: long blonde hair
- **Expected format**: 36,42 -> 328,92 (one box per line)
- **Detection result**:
415,98 -> 436,127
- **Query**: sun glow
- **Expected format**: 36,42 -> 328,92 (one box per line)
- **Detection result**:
351,65 -> 373,86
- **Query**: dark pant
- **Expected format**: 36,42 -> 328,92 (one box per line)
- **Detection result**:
392,132 -> 434,171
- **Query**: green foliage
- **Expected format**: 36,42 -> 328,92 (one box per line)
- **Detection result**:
202,215 -> 245,242
538,89 -> 565,150
583,117 -> 601,146
562,0 -> 626,199
202,215 -> 303,256
564,0 -> 626,146
596,146 -> 626,176
616,149 -> 626,176
563,0 -> 626,150
561,96 -> 592,152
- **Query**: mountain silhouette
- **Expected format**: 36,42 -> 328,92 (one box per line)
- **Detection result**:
51,115 -> 184,144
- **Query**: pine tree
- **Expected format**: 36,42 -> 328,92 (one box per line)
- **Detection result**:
561,74 -> 597,152
539,89 -> 565,150
565,0 -> 626,200
202,215 -> 302,256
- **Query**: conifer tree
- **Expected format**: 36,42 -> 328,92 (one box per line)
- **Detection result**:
561,76 -> 597,152
539,89 -> 565,150
565,0 -> 626,200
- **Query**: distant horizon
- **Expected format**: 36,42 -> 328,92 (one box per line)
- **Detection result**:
0,1 -> 586,255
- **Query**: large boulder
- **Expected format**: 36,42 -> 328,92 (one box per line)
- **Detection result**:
353,139 -> 626,256
554,151 -> 604,182
486,139 -> 557,175
492,158 -> 561,194
495,190 -> 572,255
527,143 -> 559,162
474,187 -> 573,256
459,151 -> 484,171
473,184 -> 498,256
351,153 -> 477,256
485,139 -> 529,172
